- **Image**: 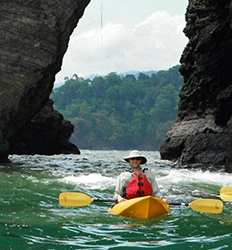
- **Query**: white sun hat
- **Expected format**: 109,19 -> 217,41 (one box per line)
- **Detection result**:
124,150 -> 147,165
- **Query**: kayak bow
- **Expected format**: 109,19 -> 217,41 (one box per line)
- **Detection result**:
108,196 -> 170,220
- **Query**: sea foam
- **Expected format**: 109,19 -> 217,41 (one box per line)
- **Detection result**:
60,173 -> 116,190
158,169 -> 232,186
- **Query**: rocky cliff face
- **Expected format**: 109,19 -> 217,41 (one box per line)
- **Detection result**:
11,100 -> 80,155
0,0 -> 90,161
161,0 -> 232,171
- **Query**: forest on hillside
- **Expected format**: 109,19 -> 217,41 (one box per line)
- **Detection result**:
52,66 -> 183,150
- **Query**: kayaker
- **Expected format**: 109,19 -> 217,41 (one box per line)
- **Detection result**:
114,150 -> 160,202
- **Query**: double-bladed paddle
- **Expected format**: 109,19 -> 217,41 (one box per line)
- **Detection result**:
58,192 -> 223,214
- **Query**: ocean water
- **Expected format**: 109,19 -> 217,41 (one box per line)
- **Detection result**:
0,150 -> 231,250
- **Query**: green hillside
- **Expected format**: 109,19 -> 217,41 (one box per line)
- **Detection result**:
52,66 -> 183,150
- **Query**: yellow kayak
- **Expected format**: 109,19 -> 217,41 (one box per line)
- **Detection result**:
108,196 -> 170,220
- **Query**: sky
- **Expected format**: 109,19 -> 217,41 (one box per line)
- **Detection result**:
56,0 -> 188,83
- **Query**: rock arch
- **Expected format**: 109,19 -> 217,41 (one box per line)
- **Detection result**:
0,0 -> 90,161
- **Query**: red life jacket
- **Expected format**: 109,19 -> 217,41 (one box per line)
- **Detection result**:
124,171 -> 153,199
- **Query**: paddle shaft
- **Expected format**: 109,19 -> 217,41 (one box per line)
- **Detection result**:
94,199 -> 115,203
94,199 -> 189,206
168,202 -> 188,206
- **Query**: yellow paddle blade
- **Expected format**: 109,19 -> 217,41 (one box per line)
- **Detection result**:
189,199 -> 223,214
59,192 -> 93,207
220,187 -> 232,202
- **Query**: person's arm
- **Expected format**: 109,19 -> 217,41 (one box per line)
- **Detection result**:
152,177 -> 161,196
114,173 -> 127,202
148,169 -> 167,201
147,169 -> 161,196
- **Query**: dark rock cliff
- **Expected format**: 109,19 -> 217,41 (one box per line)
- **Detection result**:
11,100 -> 80,155
161,0 -> 232,171
0,0 -> 90,161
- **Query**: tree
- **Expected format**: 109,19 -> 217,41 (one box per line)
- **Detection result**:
52,66 -> 183,150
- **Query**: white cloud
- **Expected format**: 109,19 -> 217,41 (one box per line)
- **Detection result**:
56,11 -> 188,83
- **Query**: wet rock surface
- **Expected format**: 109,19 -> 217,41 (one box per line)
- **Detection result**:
0,0 -> 90,160
11,100 -> 80,155
161,0 -> 232,171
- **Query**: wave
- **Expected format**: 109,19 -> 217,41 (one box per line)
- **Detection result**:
158,169 -> 232,186
60,173 -> 116,190
59,168 -> 232,192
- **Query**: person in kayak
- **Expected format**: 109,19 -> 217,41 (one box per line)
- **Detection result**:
114,150 -> 160,202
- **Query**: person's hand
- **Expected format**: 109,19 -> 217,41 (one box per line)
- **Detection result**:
118,197 -> 127,203
161,197 -> 168,203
